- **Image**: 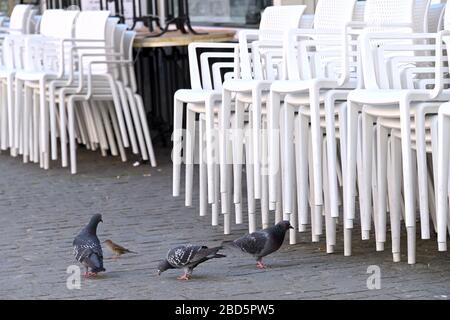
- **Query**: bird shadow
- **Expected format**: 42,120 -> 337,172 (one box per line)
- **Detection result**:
84,271 -> 122,280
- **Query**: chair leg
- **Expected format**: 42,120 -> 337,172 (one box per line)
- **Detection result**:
430,116 -> 439,233
233,100 -> 245,224
387,136 -> 401,262
68,98 -> 77,174
173,98 -> 184,197
344,100 -> 360,256
357,115 -> 368,239
268,90 -> 281,206
6,76 -> 15,154
126,88 -> 148,160
206,97 -> 217,204
245,122 -> 256,233
325,98 -> 340,220
282,102 -> 295,216
49,83 -> 58,160
1,83 -> 8,150
98,102 -> 118,156
39,79 -> 49,170
415,107 -> 431,239
33,90 -> 40,166
294,115 -> 305,232
185,109 -> 196,207
376,122 -> 388,250
362,112 -> 375,243
107,101 -> 127,162
91,102 -> 108,154
399,100 -> 416,264
212,163 -> 220,227
309,87 -> 323,210
199,118 -> 207,217
22,85 -> 31,163
323,136 -> 336,253
261,120 -> 270,230
437,111 -> 450,251
116,83 -> 138,154
309,135 -> 320,243
252,88 -> 262,200
135,94 -> 157,167
108,78 -> 129,148
297,113 -> 309,230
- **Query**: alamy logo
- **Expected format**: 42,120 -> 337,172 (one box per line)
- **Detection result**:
366,265 -> 381,290
66,265 -> 81,290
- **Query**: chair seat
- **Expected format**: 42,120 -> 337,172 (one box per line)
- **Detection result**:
223,79 -> 272,93
0,68 -> 15,78
15,70 -> 58,81
285,92 -> 326,106
174,89 -> 220,104
348,89 -> 433,105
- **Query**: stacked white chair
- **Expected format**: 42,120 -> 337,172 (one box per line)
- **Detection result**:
173,42 -> 239,229
344,0 -> 450,264
220,5 -> 307,235
0,6 -> 157,174
171,0 -> 450,265
0,5 -> 36,152
173,5 -> 307,235
266,0 -> 358,249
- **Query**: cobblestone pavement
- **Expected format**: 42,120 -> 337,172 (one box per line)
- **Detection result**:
0,147 -> 449,300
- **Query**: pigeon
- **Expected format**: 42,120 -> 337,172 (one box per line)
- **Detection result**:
73,214 -> 105,277
223,220 -> 293,269
157,245 -> 226,280
104,239 -> 137,258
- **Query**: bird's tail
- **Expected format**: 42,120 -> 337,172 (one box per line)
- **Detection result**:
213,253 -> 226,259
126,249 -> 138,254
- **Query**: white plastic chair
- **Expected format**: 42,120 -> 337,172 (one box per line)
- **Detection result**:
220,5 -> 307,234
173,42 -> 238,233
267,0 -> 358,247
345,1 -> 450,264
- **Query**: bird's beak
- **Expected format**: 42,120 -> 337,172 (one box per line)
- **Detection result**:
289,225 -> 294,229
100,219 -> 103,223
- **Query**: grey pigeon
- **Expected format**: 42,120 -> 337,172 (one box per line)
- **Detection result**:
223,220 -> 293,269
157,245 -> 226,280
73,214 -> 105,277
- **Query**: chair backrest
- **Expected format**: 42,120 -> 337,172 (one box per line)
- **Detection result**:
9,4 -> 33,34
414,0 -> 432,33
238,5 -> 306,81
443,2 -> 450,31
353,1 -> 366,22
359,0 -> 442,91
188,43 -> 238,91
39,9 -> 79,38
284,0 -> 357,82
313,0 -> 357,30
259,5 -> 307,41
111,24 -> 127,78
121,30 -> 138,92
106,17 -> 120,49
74,11 -> 112,74
428,2 -> 446,32
364,0 -> 416,31
1,36 -> 16,68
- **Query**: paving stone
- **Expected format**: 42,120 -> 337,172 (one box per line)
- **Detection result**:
0,148 -> 448,299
